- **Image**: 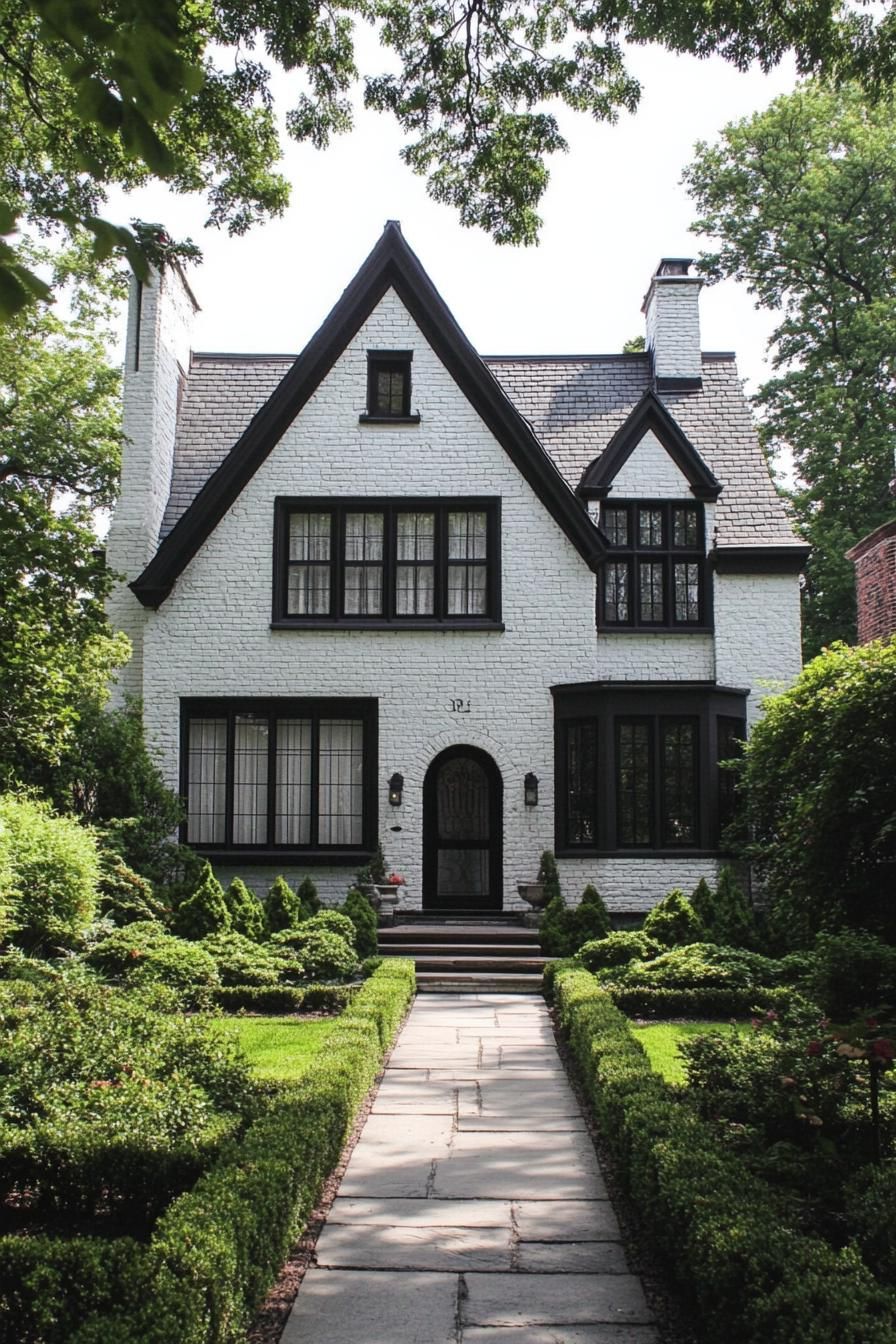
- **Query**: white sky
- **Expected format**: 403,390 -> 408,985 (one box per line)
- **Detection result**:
109,38 -> 798,396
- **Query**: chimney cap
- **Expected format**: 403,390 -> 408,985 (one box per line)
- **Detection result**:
656,257 -> 694,277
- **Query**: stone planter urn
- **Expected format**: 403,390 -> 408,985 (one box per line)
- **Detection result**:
361,882 -> 402,925
517,882 -> 548,909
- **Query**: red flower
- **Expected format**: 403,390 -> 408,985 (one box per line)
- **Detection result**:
866,1017 -> 880,1030
806,1040 -> 823,1056
870,1038 -> 895,1061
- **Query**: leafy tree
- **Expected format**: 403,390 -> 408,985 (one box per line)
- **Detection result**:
4,3 -> 896,308
737,637 -> 896,943
0,793 -> 100,951
172,861 -> 231,940
685,82 -> 896,653
0,242 -> 128,779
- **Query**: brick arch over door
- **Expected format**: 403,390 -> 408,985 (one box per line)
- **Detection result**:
422,745 -> 503,913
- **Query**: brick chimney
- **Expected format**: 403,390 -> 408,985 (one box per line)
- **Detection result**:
641,258 -> 703,391
106,262 -> 199,699
847,518 -> 896,644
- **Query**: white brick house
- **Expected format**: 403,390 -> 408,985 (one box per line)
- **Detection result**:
107,224 -> 807,915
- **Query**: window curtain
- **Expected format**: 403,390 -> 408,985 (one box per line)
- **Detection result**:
318,719 -> 363,844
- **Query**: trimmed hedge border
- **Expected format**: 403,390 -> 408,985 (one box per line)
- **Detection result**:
0,959 -> 416,1344
606,984 -> 793,1019
553,967 -> 896,1344
213,982 -> 357,1014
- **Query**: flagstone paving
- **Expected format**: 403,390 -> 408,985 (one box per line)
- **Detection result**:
281,993 -> 659,1344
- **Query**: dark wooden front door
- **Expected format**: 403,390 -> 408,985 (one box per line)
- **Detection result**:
423,747 -> 502,911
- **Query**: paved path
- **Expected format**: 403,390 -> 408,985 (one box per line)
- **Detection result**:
281,993 -> 659,1344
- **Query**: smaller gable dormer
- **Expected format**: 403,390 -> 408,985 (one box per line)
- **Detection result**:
576,392 -> 722,503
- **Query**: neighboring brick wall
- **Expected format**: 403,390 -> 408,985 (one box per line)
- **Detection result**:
847,520 -> 896,644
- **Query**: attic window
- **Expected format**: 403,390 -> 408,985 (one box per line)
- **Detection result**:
361,351 -> 420,423
598,500 -> 709,631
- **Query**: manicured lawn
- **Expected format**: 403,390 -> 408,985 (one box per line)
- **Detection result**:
219,1016 -> 336,1081
631,1020 -> 745,1084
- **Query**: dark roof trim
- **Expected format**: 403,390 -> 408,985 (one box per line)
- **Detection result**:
132,222 -> 605,608
710,545 -> 810,575
550,679 -> 751,697
577,390 -> 723,502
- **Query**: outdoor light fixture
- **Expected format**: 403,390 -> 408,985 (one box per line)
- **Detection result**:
524,772 -> 539,806
388,772 -> 404,806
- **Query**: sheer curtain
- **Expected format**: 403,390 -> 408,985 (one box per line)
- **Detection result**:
187,718 -> 227,843
275,718 -> 312,844
233,715 -> 268,844
318,719 -> 363,844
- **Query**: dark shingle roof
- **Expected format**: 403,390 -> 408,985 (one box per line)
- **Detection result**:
160,348 -> 799,549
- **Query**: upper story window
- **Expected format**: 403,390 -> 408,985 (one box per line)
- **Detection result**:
360,350 -> 420,423
273,497 -> 502,629
598,500 -> 708,630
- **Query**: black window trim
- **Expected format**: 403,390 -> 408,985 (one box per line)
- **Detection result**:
552,681 -> 747,857
597,498 -> 712,633
272,496 -> 503,630
360,348 -> 420,424
179,696 -> 378,864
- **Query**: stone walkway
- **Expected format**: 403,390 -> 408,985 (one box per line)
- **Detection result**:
281,993 -> 659,1344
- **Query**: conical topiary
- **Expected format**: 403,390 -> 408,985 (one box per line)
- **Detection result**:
690,877 -> 716,936
266,875 -> 303,933
340,886 -> 378,959
296,875 -> 320,917
712,866 -> 758,949
225,877 -> 266,942
574,884 -> 611,945
536,852 -> 578,957
172,862 -> 231,940
642,888 -> 705,947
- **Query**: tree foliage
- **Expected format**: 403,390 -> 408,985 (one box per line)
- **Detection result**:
3,3 -> 896,309
685,82 -> 896,653
0,242 -> 128,779
737,637 -> 896,943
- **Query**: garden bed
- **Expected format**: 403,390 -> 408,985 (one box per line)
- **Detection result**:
0,958 -> 416,1343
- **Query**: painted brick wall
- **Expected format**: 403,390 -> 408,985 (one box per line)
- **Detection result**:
560,856 -> 720,913
714,571 -> 803,725
847,520 -> 896,644
608,429 -> 692,497
644,276 -> 702,385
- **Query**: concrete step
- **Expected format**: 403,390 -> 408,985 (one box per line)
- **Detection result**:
380,924 -> 538,946
410,954 -> 548,974
380,941 -> 541,958
416,970 -> 545,993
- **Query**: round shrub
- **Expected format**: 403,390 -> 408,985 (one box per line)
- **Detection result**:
200,931 -> 284,986
172,862 -> 231,940
0,793 -> 100,951
271,928 -> 357,981
578,931 -> 659,973
610,942 -> 784,992
224,877 -> 266,942
301,910 -> 357,949
642,888 -> 706,947
85,922 -> 220,1000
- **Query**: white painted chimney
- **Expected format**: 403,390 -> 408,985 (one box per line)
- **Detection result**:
106,262 -> 199,700
641,258 -> 703,391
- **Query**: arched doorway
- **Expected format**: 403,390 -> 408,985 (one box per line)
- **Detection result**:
422,746 -> 503,912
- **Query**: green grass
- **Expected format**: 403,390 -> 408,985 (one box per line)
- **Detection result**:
218,1016 -> 336,1082
631,1020 -> 745,1084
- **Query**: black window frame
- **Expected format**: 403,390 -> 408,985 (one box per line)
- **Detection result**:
553,682 -> 747,856
272,496 -> 503,630
360,349 -> 420,423
180,697 -> 378,863
598,499 -> 710,631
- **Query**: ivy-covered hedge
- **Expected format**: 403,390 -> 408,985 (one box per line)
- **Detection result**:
0,959 -> 416,1343
553,967 -> 896,1344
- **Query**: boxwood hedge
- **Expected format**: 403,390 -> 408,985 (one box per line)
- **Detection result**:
0,959 -> 416,1343
553,966 -> 896,1344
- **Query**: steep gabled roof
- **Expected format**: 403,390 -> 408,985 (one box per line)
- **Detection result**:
131,221 -> 605,608
576,390 -> 722,502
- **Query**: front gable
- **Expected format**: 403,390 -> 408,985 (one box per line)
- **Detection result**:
131,222 -> 605,608
577,391 -> 722,503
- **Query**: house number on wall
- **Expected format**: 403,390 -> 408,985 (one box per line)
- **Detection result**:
449,698 -> 472,714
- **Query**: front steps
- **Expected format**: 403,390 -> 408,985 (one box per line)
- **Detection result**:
378,919 -> 547,993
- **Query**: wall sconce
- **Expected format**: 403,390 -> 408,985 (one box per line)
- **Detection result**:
524,772 -> 539,807
388,772 -> 404,806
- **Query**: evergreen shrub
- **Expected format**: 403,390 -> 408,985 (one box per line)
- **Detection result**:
172,863 -> 230,940
271,928 -> 357,981
199,932 -> 284,987
642,888 -> 705,946
224,878 -> 266,942
85,923 -> 220,1005
296,875 -> 321,916
340,886 -> 378,959
807,929 -> 896,1020
578,931 -> 659,973
265,875 -> 303,933
301,910 -> 357,948
97,855 -> 168,928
